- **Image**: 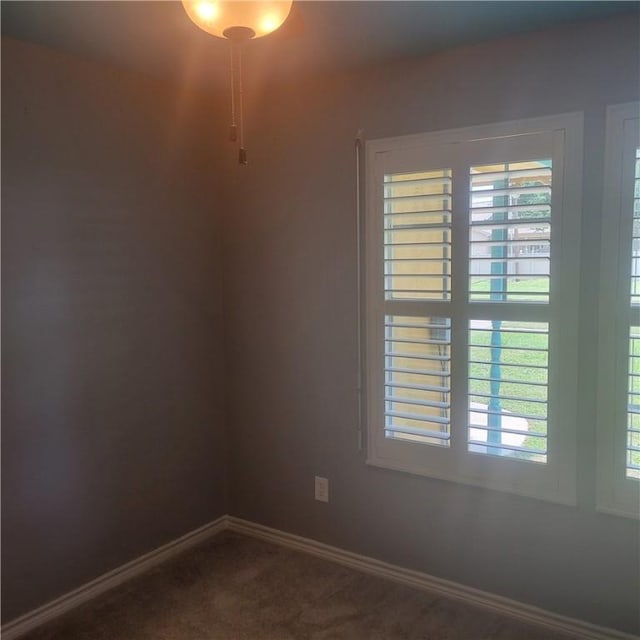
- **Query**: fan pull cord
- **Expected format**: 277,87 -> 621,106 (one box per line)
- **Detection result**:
238,42 -> 247,165
229,42 -> 237,142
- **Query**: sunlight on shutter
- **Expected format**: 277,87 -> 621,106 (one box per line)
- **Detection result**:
384,170 -> 452,301
384,315 -> 451,447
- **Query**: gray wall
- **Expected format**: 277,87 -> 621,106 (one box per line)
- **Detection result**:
1,38 -> 228,622
224,15 -> 640,634
3,12 -> 639,636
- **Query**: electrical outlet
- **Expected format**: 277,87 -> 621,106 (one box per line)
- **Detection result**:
314,476 -> 329,503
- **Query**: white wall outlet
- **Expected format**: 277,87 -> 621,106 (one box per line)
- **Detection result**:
314,476 -> 329,503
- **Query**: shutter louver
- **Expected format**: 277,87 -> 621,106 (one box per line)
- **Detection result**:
627,326 -> 640,479
384,170 -> 452,301
630,148 -> 640,306
385,315 -> 451,447
468,320 -> 549,463
627,147 -> 640,479
469,161 -> 552,303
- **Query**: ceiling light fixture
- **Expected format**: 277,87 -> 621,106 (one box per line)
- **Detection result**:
182,1 -> 294,165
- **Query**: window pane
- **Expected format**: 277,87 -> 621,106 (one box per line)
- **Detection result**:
384,170 -> 452,301
385,315 -> 451,447
468,319 -> 549,463
469,161 -> 552,303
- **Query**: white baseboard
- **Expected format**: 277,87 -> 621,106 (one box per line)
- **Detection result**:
3,514 -> 637,640
227,516 -> 639,640
1,516 -> 228,640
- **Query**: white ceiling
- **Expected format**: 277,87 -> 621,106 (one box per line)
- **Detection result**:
2,1 -> 638,88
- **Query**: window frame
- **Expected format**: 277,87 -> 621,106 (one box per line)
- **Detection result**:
365,113 -> 583,505
596,102 -> 640,519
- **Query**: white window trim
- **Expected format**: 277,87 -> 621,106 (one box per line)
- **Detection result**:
596,102 -> 640,519
365,113 -> 583,505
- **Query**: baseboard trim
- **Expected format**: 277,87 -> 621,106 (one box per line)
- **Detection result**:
1,516 -> 229,640
3,514 -> 637,640
227,516 -> 639,640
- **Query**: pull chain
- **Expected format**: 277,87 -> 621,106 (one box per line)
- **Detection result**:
226,33 -> 249,165
237,42 -> 247,165
228,42 -> 237,142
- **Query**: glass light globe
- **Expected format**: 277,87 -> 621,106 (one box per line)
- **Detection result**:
182,1 -> 293,40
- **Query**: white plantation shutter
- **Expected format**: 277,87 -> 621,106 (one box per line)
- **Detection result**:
468,320 -> 549,462
366,114 -> 582,504
627,148 -> 640,480
628,326 -> 640,479
598,103 -> 640,518
467,160 -> 553,463
384,170 -> 452,301
384,315 -> 451,446
469,161 -> 552,303
381,167 -> 454,448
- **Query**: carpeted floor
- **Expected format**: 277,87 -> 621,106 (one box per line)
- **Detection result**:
21,531 -> 579,640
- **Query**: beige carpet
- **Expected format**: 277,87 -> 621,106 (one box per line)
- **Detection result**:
22,531 -> 579,640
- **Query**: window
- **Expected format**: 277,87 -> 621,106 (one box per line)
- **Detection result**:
597,103 -> 640,519
366,114 -> 583,504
